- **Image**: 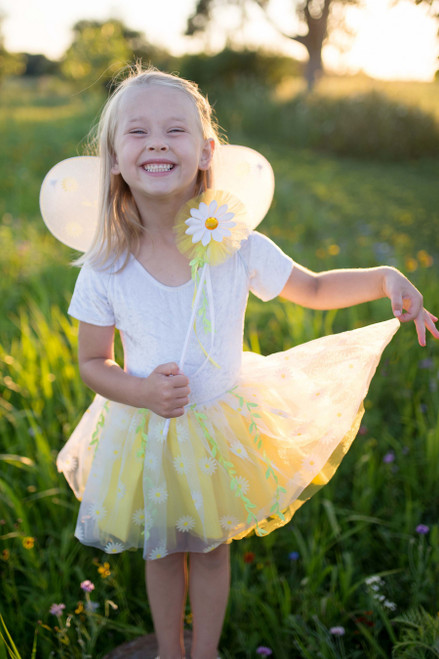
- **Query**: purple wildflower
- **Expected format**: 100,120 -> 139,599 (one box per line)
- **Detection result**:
416,524 -> 429,535
383,452 -> 395,464
329,626 -> 345,636
80,579 -> 95,592
288,551 -> 300,561
49,603 -> 66,616
256,647 -> 273,656
419,358 -> 433,369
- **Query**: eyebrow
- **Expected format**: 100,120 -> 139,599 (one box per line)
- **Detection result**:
125,116 -> 188,124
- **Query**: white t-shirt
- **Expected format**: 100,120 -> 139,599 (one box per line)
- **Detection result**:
68,231 -> 294,404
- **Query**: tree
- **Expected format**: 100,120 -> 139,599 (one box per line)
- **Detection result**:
0,15 -> 25,83
60,19 -> 167,89
186,0 -> 361,91
186,0 -> 439,91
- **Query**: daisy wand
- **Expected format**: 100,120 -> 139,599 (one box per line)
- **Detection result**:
162,261 -> 208,437
162,195 -> 242,437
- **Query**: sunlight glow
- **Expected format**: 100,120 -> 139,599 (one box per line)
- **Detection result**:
1,0 -> 437,81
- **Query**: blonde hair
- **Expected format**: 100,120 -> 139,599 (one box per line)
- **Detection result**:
82,64 -> 224,269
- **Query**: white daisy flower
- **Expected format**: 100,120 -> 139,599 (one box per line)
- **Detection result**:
108,447 -> 120,462
302,456 -> 319,473
191,489 -> 203,511
116,483 -> 126,500
230,441 -> 249,459
113,416 -> 129,430
234,475 -> 250,495
177,426 -> 190,443
75,525 -> 85,542
185,199 -> 236,246
220,515 -> 239,530
173,455 -> 187,474
144,514 -> 155,531
148,546 -> 168,560
61,454 -> 78,471
105,541 -> 124,554
199,456 -> 217,476
88,502 -> 107,520
176,515 -> 196,532
144,453 -> 158,471
132,508 -> 146,527
148,485 -> 168,505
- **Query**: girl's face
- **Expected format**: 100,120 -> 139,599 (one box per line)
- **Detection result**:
111,85 -> 213,207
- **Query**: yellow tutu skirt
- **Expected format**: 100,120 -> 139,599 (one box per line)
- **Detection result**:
57,318 -> 399,559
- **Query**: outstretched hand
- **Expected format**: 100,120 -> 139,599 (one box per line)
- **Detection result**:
384,269 -> 439,347
141,362 -> 190,418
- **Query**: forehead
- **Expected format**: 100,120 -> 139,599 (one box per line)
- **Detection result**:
117,84 -> 200,126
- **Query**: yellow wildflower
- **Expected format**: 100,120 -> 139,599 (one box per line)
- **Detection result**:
405,257 -> 418,273
22,537 -> 35,549
98,561 -> 111,579
418,250 -> 433,268
328,244 -> 340,256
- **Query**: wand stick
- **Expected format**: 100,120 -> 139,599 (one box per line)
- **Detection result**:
162,263 -> 208,437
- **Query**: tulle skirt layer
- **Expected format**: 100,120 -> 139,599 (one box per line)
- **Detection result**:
57,319 -> 399,559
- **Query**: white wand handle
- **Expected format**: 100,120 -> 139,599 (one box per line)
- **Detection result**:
162,263 -> 208,437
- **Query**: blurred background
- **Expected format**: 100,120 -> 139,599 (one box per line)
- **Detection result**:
1,1 -> 439,658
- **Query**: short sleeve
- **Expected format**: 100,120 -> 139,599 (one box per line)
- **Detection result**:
68,263 -> 115,326
239,231 -> 294,301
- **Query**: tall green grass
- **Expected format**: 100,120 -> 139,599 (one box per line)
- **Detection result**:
1,76 -> 438,657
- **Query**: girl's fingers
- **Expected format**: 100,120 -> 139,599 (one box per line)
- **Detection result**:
414,309 -> 439,346
390,291 -> 404,318
425,311 -> 439,339
415,316 -> 426,347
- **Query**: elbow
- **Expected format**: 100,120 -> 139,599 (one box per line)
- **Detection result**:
305,273 -> 326,309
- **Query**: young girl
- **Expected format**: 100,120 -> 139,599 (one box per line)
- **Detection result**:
48,66 -> 438,659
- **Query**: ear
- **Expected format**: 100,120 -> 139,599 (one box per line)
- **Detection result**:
110,154 -> 120,175
198,138 -> 215,171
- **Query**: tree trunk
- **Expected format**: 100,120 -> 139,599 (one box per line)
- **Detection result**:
304,43 -> 323,91
301,0 -> 331,91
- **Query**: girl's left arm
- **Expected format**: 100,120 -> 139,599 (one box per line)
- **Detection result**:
280,263 -> 439,347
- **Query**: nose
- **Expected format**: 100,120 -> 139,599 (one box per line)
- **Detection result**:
147,138 -> 168,152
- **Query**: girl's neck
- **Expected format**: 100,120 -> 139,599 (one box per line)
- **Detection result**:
134,189 -> 195,236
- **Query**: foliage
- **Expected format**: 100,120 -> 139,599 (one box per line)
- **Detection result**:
0,17 -> 25,82
281,89 -> 439,159
179,47 -> 302,88
0,77 -> 439,657
59,19 -> 169,90
209,79 -> 439,160
20,54 -> 59,77
392,607 -> 439,657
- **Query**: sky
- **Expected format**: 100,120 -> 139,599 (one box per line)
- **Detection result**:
1,0 -> 437,81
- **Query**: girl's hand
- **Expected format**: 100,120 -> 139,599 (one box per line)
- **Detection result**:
383,268 -> 439,347
141,362 -> 190,418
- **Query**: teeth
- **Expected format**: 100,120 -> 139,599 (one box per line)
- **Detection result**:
143,164 -> 173,172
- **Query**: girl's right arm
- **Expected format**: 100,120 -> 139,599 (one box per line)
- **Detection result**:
77,321 -> 190,418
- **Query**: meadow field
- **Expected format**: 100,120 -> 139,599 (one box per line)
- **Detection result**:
1,74 -> 439,658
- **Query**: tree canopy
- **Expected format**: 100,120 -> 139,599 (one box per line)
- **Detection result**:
186,0 -> 439,89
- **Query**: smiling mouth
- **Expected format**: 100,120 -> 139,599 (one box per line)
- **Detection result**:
143,163 -> 175,173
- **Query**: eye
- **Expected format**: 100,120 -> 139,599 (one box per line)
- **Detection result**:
169,128 -> 185,134
129,129 -> 147,135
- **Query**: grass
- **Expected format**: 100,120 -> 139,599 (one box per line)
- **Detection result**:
1,74 -> 439,658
